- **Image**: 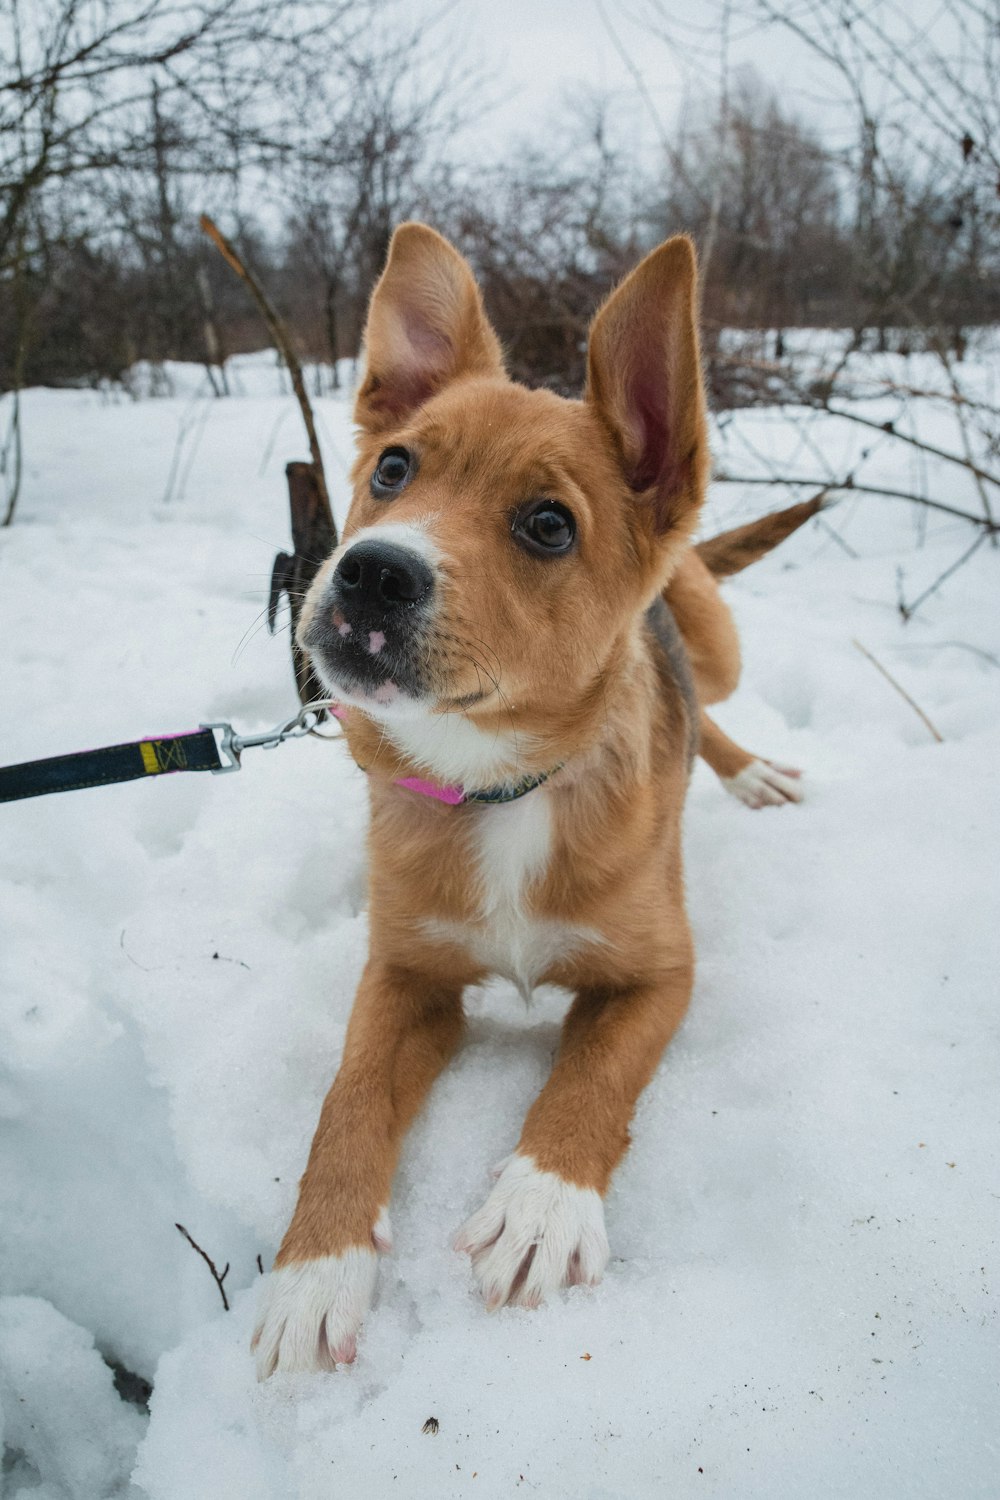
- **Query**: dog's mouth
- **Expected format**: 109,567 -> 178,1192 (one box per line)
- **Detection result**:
305,637 -> 498,719
299,556 -> 507,721
303,623 -> 427,710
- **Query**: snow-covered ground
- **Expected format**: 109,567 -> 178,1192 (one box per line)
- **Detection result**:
1,348 -> 997,1499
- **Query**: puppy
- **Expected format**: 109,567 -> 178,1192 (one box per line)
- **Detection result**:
253,224 -> 813,1377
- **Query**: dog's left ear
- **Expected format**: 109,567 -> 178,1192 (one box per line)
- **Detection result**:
354,222 -> 505,433
586,236 -> 707,534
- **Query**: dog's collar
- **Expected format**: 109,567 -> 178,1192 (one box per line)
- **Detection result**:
328,703 -> 561,806
394,765 -> 562,806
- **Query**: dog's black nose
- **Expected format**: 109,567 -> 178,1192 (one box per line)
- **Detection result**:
334,541 -> 434,610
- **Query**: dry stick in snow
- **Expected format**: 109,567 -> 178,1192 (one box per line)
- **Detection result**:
199,214 -> 333,528
175,1222 -> 231,1311
852,639 -> 944,744
200,214 -> 337,707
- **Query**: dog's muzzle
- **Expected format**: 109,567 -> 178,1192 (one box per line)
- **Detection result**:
302,539 -> 435,700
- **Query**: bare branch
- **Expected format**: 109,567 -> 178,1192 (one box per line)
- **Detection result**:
820,404 -> 1000,492
200,213 -> 332,526
713,473 -> 1000,532
175,1222 -> 231,1311
896,530 -> 990,621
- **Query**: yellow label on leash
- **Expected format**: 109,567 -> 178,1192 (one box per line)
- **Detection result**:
139,741 -> 160,774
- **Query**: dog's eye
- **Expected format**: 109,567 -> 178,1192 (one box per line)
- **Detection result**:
512,501 -> 576,557
371,447 -> 413,498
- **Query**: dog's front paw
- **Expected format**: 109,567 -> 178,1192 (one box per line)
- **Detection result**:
722,759 -> 803,809
455,1153 -> 609,1311
252,1245 -> 381,1379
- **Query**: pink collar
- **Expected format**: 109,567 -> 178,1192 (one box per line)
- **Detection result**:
327,703 -> 560,806
394,775 -> 467,804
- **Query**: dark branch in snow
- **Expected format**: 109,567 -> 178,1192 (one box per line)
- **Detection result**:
175,1223 -> 231,1311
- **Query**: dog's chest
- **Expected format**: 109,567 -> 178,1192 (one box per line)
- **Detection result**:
424,794 -> 596,998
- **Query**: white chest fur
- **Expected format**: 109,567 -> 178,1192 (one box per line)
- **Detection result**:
424,792 -> 600,998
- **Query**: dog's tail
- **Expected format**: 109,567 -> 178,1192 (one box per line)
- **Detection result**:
695,493 -> 828,579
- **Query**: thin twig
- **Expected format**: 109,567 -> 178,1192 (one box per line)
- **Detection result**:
199,214 -> 333,526
821,403 -> 1000,491
714,472 -> 999,532
852,639 -> 944,743
935,345 -> 998,542
897,531 -> 989,621
175,1223 -> 231,1311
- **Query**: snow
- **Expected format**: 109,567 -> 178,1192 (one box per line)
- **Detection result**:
1,347 -> 997,1497
0,1297 -> 144,1499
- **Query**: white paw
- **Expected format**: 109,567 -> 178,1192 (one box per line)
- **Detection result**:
454,1154 -> 609,1311
722,759 -> 803,809
252,1249 -> 378,1379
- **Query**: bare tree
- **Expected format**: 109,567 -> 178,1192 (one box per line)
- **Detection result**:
0,0 -> 375,392
631,0 -> 1000,571
277,28 -> 476,390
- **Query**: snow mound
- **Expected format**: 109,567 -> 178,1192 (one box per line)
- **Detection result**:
0,1297 -> 145,1499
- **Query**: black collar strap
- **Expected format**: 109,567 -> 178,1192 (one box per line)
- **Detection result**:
464,765 -> 563,804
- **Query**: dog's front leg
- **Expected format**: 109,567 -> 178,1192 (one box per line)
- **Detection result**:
456,955 -> 694,1310
254,961 -> 463,1377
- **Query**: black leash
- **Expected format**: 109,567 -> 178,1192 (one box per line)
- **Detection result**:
0,706 -> 332,804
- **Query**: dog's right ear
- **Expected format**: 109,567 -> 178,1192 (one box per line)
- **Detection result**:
354,223 -> 505,434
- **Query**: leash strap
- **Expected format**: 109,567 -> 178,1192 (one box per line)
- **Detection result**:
0,728 -> 224,804
0,705 -> 335,805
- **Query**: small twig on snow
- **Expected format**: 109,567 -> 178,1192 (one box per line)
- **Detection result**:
852,639 -> 944,743
175,1223 -> 231,1311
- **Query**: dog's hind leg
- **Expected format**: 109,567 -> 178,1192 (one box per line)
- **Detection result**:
664,547 -> 742,706
699,709 -> 802,807
665,548 -> 802,806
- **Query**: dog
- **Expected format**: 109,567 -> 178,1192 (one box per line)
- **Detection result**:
252,224 -> 817,1377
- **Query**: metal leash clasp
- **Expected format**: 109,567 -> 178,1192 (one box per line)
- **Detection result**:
201,703 -> 331,774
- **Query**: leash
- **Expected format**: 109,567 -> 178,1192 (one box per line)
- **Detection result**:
0,705 -> 332,804
1,699 -> 560,808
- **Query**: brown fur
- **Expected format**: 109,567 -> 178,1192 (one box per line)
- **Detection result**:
270,225 -> 807,1308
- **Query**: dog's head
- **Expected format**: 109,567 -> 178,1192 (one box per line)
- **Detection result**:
299,224 -> 708,780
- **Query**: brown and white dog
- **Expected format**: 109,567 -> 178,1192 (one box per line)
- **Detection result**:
252,224 -> 817,1377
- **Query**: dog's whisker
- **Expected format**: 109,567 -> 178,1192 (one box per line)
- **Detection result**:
231,606 -> 276,666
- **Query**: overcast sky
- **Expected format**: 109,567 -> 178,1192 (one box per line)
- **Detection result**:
420,0 -> 864,160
